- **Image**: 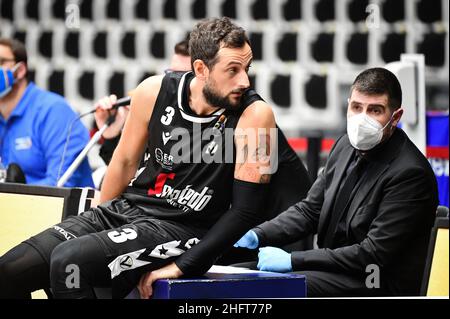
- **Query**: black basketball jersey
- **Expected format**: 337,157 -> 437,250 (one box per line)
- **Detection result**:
123,72 -> 243,226
122,71 -> 310,228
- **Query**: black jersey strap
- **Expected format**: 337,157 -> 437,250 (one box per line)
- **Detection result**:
242,88 -> 264,108
175,179 -> 269,275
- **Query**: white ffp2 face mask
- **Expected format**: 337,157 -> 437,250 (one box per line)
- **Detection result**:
346,112 -> 393,151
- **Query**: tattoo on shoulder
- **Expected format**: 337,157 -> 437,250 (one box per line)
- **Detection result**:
253,134 -> 271,163
234,133 -> 272,183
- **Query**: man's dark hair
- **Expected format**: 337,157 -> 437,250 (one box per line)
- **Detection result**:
0,38 -> 28,66
351,67 -> 402,110
189,17 -> 250,70
174,38 -> 189,57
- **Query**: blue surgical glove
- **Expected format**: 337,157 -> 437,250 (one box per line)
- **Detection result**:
257,247 -> 292,273
234,230 -> 259,249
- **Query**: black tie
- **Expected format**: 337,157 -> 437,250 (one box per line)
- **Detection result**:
324,154 -> 366,247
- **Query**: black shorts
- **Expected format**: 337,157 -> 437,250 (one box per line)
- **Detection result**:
25,198 -> 207,294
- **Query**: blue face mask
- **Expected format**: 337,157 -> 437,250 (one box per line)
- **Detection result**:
0,63 -> 20,98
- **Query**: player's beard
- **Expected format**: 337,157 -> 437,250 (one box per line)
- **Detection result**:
203,79 -> 243,110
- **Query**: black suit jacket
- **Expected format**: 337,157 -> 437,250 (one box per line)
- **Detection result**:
254,128 -> 438,295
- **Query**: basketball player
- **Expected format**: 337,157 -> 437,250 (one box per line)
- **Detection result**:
0,17 -> 310,299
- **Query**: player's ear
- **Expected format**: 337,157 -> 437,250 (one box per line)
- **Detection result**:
193,59 -> 208,81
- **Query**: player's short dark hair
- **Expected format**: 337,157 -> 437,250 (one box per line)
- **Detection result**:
174,39 -> 189,57
189,17 -> 250,70
351,67 -> 402,111
0,38 -> 28,67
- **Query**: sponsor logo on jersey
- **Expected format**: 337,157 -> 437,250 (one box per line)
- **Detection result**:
155,147 -> 174,170
157,184 -> 214,212
53,225 -> 77,241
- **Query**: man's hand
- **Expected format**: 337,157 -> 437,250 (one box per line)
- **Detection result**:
234,230 -> 259,249
137,262 -> 184,299
257,247 -> 292,272
94,94 -> 129,139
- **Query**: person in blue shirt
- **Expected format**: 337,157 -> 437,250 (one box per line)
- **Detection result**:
0,38 -> 93,187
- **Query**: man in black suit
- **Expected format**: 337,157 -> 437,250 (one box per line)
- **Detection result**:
235,67 -> 439,297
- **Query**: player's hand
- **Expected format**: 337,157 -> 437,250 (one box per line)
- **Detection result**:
234,230 -> 259,249
257,247 -> 292,272
137,262 -> 184,299
94,94 -> 130,139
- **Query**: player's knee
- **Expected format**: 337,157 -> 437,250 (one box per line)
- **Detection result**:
49,236 -> 104,283
49,240 -> 79,280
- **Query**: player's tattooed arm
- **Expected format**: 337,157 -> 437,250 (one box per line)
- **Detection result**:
234,101 -> 276,184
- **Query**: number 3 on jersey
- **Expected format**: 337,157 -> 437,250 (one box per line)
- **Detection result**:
107,228 -> 137,243
161,106 -> 175,125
